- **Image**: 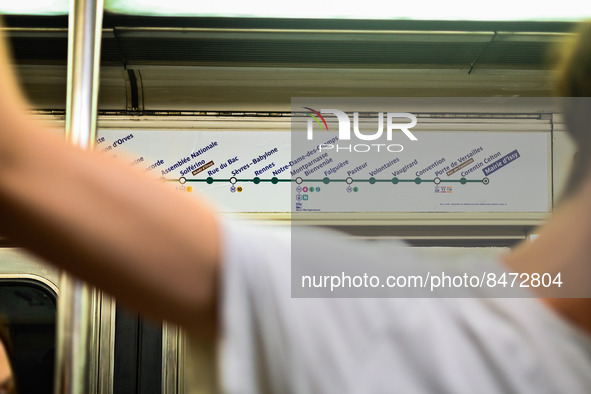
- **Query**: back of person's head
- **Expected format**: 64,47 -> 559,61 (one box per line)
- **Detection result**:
556,22 -> 591,98
555,21 -> 591,200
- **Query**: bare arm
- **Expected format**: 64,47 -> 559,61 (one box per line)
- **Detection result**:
504,176 -> 591,333
0,30 -> 221,336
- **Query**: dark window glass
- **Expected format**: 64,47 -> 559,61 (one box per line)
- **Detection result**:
0,281 -> 56,394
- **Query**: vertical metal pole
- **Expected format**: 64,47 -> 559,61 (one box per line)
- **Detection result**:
55,0 -> 104,393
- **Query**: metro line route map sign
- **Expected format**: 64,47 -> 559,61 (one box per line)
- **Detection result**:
289,130 -> 548,213
97,127 -> 549,213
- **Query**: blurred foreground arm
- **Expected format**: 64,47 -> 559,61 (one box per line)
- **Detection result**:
0,31 -> 221,336
504,176 -> 591,333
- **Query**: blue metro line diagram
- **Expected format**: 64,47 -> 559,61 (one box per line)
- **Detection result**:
97,128 -> 549,213
166,176 -> 490,185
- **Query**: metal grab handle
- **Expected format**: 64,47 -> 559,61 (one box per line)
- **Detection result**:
55,0 -> 104,392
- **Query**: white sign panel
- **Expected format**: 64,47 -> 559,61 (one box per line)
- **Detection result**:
291,131 -> 549,213
97,130 -> 292,212
97,129 -> 549,213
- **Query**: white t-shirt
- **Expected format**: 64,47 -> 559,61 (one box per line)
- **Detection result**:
220,222 -> 591,393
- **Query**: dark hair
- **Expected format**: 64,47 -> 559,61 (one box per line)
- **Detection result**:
555,22 -> 591,200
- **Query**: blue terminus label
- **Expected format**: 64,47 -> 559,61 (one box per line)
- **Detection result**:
482,149 -> 520,176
